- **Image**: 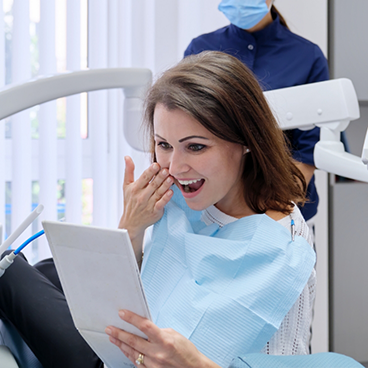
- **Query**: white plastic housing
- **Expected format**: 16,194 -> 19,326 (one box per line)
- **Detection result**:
264,78 -> 360,131
0,68 -> 152,152
265,79 -> 368,182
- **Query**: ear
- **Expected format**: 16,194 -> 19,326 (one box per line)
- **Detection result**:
243,146 -> 250,155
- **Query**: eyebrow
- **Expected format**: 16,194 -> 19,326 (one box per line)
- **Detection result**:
154,134 -> 209,143
179,135 -> 209,143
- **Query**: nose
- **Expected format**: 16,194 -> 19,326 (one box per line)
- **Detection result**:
168,150 -> 191,177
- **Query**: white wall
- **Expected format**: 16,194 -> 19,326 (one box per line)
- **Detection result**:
275,0 -> 328,57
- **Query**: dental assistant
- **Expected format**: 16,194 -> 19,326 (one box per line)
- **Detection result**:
184,0 -> 329,222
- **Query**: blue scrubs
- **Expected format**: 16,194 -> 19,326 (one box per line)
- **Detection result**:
184,12 -> 329,221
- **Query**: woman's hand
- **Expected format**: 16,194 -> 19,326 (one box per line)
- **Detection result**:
118,156 -> 174,262
105,310 -> 220,368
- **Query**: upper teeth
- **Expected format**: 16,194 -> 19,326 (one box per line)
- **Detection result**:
178,179 -> 201,185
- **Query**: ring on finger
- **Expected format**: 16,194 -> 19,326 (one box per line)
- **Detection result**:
136,352 -> 145,365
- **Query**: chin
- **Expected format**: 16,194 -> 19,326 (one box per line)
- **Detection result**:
183,199 -> 209,212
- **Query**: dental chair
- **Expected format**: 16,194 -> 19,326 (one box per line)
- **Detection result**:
0,225 -> 18,368
0,346 -> 19,368
0,71 -> 367,367
0,320 -> 41,368
0,224 -> 30,368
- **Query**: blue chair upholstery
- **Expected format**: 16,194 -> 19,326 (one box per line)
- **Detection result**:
0,320 -> 43,368
1,318 -> 364,368
229,352 -> 365,368
0,346 -> 19,368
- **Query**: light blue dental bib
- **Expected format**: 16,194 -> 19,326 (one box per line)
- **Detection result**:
141,189 -> 315,368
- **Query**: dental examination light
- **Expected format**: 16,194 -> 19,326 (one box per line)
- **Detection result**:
264,78 -> 368,182
0,68 -> 152,151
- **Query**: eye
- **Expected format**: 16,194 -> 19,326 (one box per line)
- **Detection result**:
156,141 -> 172,150
188,144 -> 206,152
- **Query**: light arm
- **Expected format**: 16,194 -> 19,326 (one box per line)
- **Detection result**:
264,78 -> 368,182
0,68 -> 152,151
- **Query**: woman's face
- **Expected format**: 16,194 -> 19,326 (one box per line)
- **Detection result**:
153,103 -> 250,217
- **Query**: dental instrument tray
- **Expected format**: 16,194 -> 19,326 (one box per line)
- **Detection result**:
42,221 -> 151,368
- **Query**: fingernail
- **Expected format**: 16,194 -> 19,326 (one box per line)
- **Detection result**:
152,163 -> 159,170
105,328 -> 112,335
119,310 -> 125,318
162,169 -> 168,176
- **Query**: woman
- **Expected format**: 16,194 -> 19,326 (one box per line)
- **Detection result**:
184,0 -> 330,222
106,51 -> 316,368
0,51 -> 315,368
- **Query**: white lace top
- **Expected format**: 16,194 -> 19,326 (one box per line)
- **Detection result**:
201,204 -> 316,356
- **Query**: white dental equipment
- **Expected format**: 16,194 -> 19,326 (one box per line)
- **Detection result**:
0,204 -> 44,256
264,78 -> 367,182
361,128 -> 368,166
0,68 -> 152,151
0,204 -> 44,277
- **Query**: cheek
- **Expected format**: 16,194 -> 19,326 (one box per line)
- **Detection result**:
155,151 -> 169,168
222,149 -> 244,176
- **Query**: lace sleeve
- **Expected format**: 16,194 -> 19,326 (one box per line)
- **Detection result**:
260,207 -> 316,355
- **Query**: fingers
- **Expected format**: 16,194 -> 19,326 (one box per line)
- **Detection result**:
155,186 -> 174,211
106,326 -> 143,350
118,310 -> 163,343
121,160 -> 173,233
147,167 -> 169,192
105,325 -> 149,358
108,337 -> 132,357
107,332 -> 149,367
136,162 -> 160,189
123,156 -> 135,186
134,165 -> 173,204
149,170 -> 173,202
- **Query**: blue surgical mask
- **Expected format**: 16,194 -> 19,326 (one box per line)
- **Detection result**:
218,0 -> 273,30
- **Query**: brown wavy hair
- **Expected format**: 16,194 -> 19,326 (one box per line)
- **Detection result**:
272,5 -> 289,29
144,51 -> 306,214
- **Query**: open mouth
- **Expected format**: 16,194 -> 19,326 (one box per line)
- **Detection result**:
177,178 -> 205,193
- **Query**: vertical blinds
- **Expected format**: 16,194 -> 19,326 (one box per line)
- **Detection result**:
0,0 -> 227,263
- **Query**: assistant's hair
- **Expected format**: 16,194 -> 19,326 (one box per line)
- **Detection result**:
272,4 -> 289,29
143,51 -> 306,214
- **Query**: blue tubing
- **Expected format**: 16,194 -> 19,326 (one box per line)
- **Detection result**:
14,230 -> 45,255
